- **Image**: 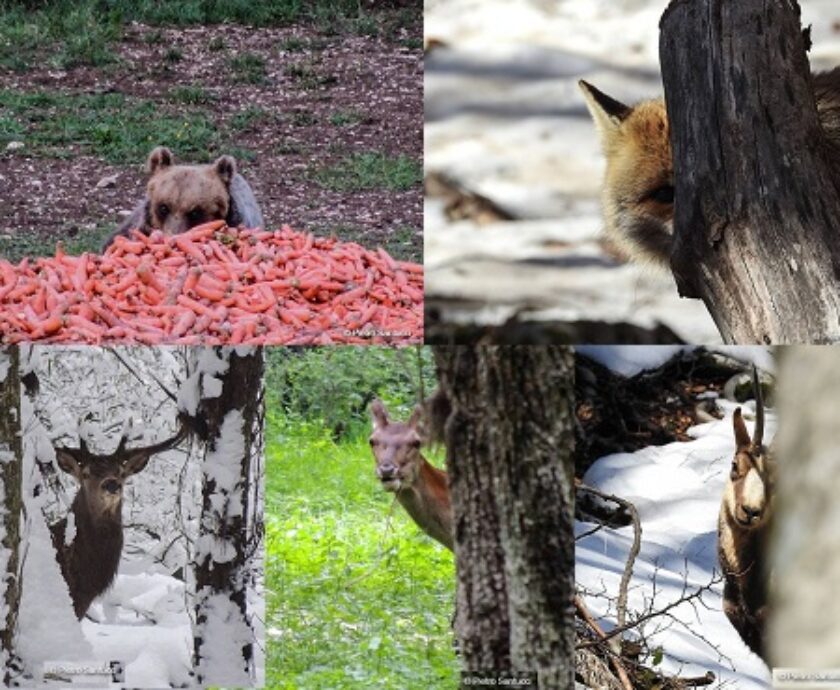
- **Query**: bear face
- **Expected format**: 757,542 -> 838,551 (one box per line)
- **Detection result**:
144,146 -> 236,235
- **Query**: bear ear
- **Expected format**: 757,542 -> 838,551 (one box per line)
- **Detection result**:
147,146 -> 174,175
212,155 -> 237,186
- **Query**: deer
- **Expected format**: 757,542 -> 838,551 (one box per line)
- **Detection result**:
50,422 -> 187,619
369,399 -> 453,551
718,367 -> 774,663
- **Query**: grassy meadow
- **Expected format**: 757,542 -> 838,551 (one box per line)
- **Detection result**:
263,348 -> 457,688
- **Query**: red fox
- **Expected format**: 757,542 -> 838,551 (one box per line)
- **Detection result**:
580,69 -> 840,266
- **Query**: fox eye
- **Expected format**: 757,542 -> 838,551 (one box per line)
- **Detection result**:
156,203 -> 170,219
647,185 -> 675,204
186,208 -> 205,225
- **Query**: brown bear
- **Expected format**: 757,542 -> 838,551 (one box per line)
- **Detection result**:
103,146 -> 264,249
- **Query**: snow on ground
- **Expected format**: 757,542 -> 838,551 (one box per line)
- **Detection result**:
577,383 -> 776,687
578,345 -> 774,377
425,0 -> 840,342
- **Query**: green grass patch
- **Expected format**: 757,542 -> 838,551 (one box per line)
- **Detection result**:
265,418 -> 457,689
312,152 -> 422,192
0,90 -> 222,163
230,106 -> 273,132
329,109 -> 367,127
0,222 -> 111,263
228,52 -> 267,84
169,85 -> 217,105
284,61 -> 337,90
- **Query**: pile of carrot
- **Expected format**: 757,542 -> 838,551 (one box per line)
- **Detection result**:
0,221 -> 423,344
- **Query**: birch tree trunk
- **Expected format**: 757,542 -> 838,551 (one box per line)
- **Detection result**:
0,346 -> 22,685
770,348 -> 840,667
192,347 -> 263,685
434,345 -> 575,689
660,0 -> 840,343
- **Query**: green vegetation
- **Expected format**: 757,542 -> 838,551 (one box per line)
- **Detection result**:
329,109 -> 367,127
0,90 -> 222,163
284,61 -> 337,90
312,152 -> 422,192
228,52 -> 267,85
169,85 -> 217,106
0,1 -> 418,72
264,348 -> 457,689
0,223 -> 111,263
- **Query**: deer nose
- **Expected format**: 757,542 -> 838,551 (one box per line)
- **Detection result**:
378,463 -> 397,480
103,479 -> 121,494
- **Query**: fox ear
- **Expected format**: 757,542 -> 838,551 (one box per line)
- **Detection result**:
579,80 -> 632,139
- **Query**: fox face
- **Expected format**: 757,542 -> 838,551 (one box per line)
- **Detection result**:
580,69 -> 840,268
579,80 -> 674,266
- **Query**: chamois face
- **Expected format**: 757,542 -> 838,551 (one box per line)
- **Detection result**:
725,408 -> 774,530
369,400 -> 423,492
579,80 -> 674,266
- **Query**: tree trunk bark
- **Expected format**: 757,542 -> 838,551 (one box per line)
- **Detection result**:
434,346 -> 575,689
660,0 -> 840,343
770,347 -> 840,667
0,346 -> 22,685
192,347 -> 263,686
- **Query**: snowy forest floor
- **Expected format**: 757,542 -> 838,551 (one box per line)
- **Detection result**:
424,0 -> 840,344
264,412 -> 456,688
575,347 -> 773,688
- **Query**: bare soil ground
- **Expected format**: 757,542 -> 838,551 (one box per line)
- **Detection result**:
0,17 -> 422,261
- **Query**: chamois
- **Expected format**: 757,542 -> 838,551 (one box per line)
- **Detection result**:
369,399 -> 453,551
718,368 -> 773,662
50,424 -> 186,618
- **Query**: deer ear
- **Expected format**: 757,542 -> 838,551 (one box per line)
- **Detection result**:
122,451 -> 152,477
54,448 -> 82,479
733,408 -> 751,450
370,399 -> 389,429
408,405 -> 423,430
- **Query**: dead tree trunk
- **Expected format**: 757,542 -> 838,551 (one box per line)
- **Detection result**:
434,346 -> 575,689
192,347 -> 263,686
660,0 -> 840,343
770,348 -> 840,667
0,346 -> 22,684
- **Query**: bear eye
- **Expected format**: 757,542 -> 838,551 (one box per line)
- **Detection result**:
647,185 -> 674,204
156,203 -> 170,219
187,208 -> 205,226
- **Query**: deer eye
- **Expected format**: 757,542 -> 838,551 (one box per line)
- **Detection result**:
410,439 -> 421,449
156,203 -> 170,219
369,438 -> 376,446
647,184 -> 674,204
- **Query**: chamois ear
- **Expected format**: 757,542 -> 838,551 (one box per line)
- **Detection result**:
147,146 -> 174,175
579,80 -> 632,143
408,404 -> 423,430
213,155 -> 237,186
54,448 -> 83,480
732,408 -> 752,451
370,399 -> 389,430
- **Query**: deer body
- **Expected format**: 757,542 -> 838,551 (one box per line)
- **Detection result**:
51,425 -> 185,618
51,494 -> 124,619
369,400 -> 453,551
718,370 -> 773,662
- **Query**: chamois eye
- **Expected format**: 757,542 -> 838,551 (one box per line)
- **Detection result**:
187,208 -> 205,225
647,185 -> 674,204
156,203 -> 170,219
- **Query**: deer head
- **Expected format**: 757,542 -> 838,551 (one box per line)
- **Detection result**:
726,369 -> 774,530
54,423 -> 188,523
369,399 -> 424,492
